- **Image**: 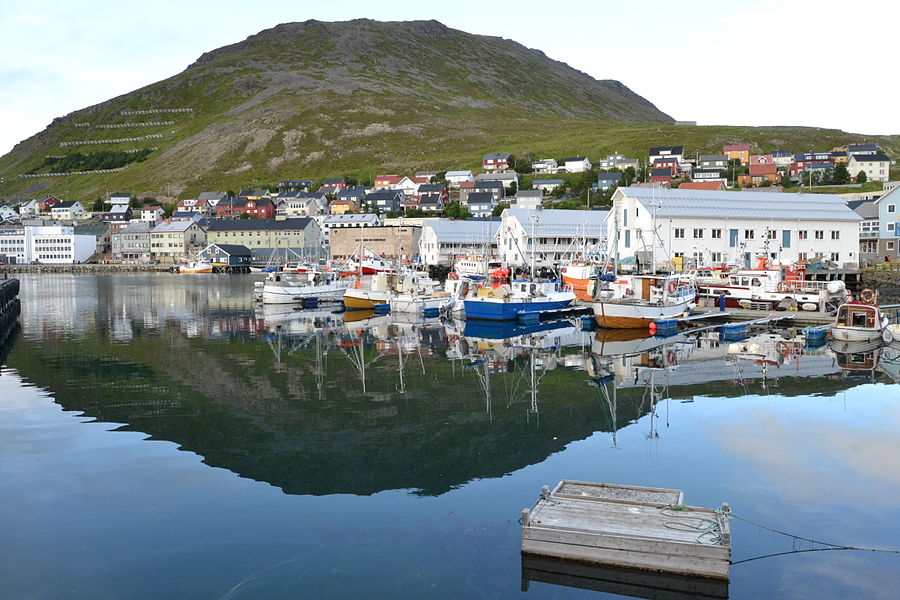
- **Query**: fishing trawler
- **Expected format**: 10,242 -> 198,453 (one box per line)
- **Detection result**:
255,269 -> 350,304
462,279 -> 575,321
179,259 -> 214,274
591,274 -> 696,329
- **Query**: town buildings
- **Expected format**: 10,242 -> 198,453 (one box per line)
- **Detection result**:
0,225 -> 95,263
150,220 -> 207,260
498,208 -> 608,266
111,222 -> 152,260
204,218 -> 322,260
329,225 -> 421,261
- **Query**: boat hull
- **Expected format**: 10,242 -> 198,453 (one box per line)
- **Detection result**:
562,275 -> 593,301
390,296 -> 446,313
343,289 -> 390,310
262,283 -> 348,304
831,326 -> 885,343
463,298 -> 573,321
592,298 -> 694,329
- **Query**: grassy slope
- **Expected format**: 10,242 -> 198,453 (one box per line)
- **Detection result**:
2,19 -> 898,202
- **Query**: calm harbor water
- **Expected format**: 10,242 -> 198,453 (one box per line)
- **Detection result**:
2,274 -> 900,599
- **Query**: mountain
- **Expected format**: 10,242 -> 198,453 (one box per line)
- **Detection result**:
0,19 -> 896,202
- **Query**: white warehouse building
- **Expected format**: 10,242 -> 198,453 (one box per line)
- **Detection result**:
498,208 -> 608,266
0,225 -> 96,264
418,219 -> 500,266
608,187 -> 862,270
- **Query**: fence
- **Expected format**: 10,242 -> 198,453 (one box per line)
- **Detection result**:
94,121 -> 174,129
120,108 -> 192,115
19,165 -> 132,178
60,134 -> 163,147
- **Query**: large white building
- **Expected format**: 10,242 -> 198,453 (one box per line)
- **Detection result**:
498,208 -> 608,266
418,219 -> 501,266
608,187 -> 862,270
0,225 -> 96,263
848,153 -> 892,183
319,213 -> 381,243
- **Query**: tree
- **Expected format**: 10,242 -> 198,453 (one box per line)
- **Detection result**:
505,181 -> 518,196
622,166 -> 636,187
857,170 -> 868,183
832,162 -> 850,185
239,212 -> 252,220
491,202 -> 510,217
513,154 -> 533,174
91,197 -> 104,212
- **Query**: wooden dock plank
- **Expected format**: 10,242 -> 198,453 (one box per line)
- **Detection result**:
553,481 -> 683,506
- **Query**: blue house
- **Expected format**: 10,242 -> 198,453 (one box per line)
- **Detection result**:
593,172 -> 623,192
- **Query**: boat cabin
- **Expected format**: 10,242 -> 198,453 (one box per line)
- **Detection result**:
835,303 -> 880,329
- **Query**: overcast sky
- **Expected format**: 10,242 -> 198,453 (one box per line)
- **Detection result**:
1,0 -> 896,156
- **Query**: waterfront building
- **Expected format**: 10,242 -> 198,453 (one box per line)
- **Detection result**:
329,225 -> 421,261
418,219 -> 501,266
204,218 -> 323,260
111,222 -> 152,261
150,220 -> 207,260
74,223 -> 112,256
498,208 -> 608,265
608,187 -> 861,269
0,225 -> 95,263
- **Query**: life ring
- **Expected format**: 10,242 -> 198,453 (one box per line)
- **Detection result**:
448,271 -> 459,280
667,280 -> 677,294
776,281 -> 789,293
860,289 -> 876,303
775,341 -> 788,354
666,350 -> 676,364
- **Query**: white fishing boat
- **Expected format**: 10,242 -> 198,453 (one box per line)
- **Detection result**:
179,260 -> 214,274
591,274 -> 696,329
831,294 -> 889,342
388,272 -> 448,313
255,270 -> 349,304
343,272 -> 397,309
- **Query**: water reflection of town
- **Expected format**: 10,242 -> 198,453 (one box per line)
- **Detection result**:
10,274 -> 900,496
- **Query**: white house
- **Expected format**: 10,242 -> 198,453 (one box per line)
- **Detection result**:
17,199 -> 38,219
498,208 -> 608,266
649,146 -> 684,165
607,187 -> 862,270
563,157 -> 592,173
140,206 -> 165,223
418,219 -> 501,266
108,192 -> 133,206
445,170 -> 475,188
532,179 -> 565,194
0,225 -> 95,263
49,200 -> 87,220
277,192 -> 328,217
531,158 -> 559,174
0,205 -> 18,222
848,153 -> 891,183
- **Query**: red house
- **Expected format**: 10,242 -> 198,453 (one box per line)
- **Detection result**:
375,175 -> 401,189
652,157 -> 680,176
483,153 -> 511,171
37,195 -> 61,214
650,168 -> 674,185
223,197 -> 276,219
322,179 -> 347,192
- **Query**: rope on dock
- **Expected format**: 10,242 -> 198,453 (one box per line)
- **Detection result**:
660,504 -> 729,545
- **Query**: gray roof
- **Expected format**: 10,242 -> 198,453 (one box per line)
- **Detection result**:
532,179 -> 565,185
423,219 -> 500,242
465,192 -> 496,205
206,243 -> 251,255
198,192 -> 229,201
850,153 -> 890,162
649,146 -> 683,154
53,200 -> 79,209
847,200 -> 879,219
117,222 -> 153,234
699,154 -> 728,162
475,172 -> 517,182
515,190 -> 543,199
152,220 -> 200,233
597,172 -> 623,181
849,144 -> 879,152
205,218 -> 313,231
504,208 -> 608,237
618,187 -> 862,222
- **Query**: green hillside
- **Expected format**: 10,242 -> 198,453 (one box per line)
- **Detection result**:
1,18 -> 897,203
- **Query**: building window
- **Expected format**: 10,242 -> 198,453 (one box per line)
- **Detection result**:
744,229 -> 754,239
888,242 -> 896,251
766,230 -> 776,240
815,230 -> 824,240
711,229 -> 722,239
889,205 -> 895,213
831,231 -> 840,240
711,252 -> 722,263
890,223 -> 896,232
798,230 -> 808,240
674,228 -> 685,239
693,228 -> 704,239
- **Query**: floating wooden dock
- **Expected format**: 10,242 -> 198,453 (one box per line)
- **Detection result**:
521,481 -> 731,581
692,306 -> 833,326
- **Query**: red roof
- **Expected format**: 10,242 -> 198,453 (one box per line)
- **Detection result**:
375,175 -> 401,185
411,176 -> 430,184
679,181 -> 724,190
459,181 -> 476,189
749,154 -> 773,165
749,163 -> 777,176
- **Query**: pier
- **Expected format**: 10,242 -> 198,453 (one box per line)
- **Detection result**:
521,481 -> 731,580
0,278 -> 21,340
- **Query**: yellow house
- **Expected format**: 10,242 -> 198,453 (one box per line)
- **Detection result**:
723,145 -> 750,166
329,199 -> 358,215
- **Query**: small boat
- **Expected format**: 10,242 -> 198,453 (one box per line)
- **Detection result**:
831,293 -> 889,342
180,260 -> 214,274
256,270 -> 349,304
561,261 -> 598,301
343,273 -> 397,309
591,274 -> 696,329
342,255 -> 397,276
463,279 -> 575,321
388,272 -> 447,314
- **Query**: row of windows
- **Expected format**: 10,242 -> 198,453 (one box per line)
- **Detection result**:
671,228 -> 840,240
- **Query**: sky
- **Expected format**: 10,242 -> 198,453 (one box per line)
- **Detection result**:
1,0 -> 897,156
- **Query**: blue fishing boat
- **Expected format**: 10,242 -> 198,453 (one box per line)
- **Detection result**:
463,280 -> 575,321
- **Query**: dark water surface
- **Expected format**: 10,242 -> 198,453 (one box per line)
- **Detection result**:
2,274 -> 900,599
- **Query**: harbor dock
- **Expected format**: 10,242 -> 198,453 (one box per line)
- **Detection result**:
521,481 -> 731,581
